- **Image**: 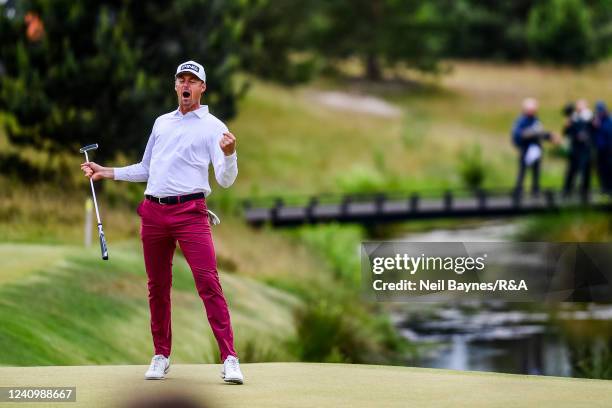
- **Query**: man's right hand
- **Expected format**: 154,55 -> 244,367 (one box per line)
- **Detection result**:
80,161 -> 113,181
550,132 -> 562,145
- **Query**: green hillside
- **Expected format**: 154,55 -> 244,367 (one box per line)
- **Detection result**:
0,241 -> 302,366
229,61 -> 612,196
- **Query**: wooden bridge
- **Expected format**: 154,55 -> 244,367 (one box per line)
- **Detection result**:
242,189 -> 612,227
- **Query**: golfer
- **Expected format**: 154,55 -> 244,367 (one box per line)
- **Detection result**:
80,61 -> 244,384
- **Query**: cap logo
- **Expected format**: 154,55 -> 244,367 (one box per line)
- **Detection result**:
180,63 -> 199,72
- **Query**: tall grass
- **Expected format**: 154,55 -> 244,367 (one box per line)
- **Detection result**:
0,176 -> 140,244
516,210 -> 612,242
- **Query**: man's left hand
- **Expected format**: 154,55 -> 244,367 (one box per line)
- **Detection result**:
220,132 -> 236,156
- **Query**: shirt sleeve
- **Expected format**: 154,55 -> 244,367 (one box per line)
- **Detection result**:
208,123 -> 238,188
113,129 -> 155,182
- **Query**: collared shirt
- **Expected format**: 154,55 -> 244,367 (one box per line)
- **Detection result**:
113,105 -> 237,197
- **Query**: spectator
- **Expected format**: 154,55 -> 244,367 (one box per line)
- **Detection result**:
592,101 -> 612,194
512,98 -> 556,196
562,99 -> 593,196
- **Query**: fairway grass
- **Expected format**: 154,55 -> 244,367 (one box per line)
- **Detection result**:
1,363 -> 611,407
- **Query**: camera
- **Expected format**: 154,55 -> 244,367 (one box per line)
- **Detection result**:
562,102 -> 575,118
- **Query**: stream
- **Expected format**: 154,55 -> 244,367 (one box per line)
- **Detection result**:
393,221 -> 612,378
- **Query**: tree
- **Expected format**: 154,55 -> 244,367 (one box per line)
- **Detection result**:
440,0 -> 533,61
440,0 -> 612,65
309,0 -> 448,80
239,0 -> 319,84
0,0 -> 245,181
527,0 -> 597,66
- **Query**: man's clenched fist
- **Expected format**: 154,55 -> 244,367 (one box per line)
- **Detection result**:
220,132 -> 236,156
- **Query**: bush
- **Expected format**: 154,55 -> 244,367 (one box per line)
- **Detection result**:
458,143 -> 486,190
296,224 -> 363,287
571,340 -> 612,380
292,299 -> 413,364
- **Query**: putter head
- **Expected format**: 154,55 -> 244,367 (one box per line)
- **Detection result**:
79,144 -> 99,153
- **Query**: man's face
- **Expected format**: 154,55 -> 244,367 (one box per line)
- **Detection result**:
522,98 -> 538,116
525,107 -> 537,117
576,99 -> 588,112
175,72 -> 206,109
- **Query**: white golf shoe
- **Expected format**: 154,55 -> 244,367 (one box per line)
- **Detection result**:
221,355 -> 244,384
144,354 -> 170,380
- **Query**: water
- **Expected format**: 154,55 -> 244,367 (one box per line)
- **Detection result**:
394,221 -> 612,378
397,303 -> 572,376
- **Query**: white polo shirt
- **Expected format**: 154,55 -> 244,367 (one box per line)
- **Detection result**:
113,105 -> 237,197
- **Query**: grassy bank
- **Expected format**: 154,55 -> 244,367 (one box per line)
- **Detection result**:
0,241 -> 302,366
0,217 -> 411,366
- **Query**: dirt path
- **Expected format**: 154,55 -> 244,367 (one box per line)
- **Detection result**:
307,90 -> 402,117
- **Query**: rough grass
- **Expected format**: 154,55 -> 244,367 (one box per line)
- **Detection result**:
516,210 -> 612,242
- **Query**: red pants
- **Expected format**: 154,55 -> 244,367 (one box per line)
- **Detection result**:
137,197 -> 237,361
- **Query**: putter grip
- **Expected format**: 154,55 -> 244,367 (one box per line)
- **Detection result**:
98,223 -> 109,260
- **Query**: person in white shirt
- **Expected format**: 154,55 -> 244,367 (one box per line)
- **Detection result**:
80,60 -> 244,384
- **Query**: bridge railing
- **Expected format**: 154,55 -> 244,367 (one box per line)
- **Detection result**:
241,187 -> 612,227
240,187 -> 596,210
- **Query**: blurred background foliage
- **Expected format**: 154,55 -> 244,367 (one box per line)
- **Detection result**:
0,0 -> 246,177
1,0 -> 611,184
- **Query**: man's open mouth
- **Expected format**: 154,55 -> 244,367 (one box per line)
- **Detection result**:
182,91 -> 191,98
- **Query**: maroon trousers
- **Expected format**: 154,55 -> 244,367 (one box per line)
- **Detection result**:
137,197 -> 237,361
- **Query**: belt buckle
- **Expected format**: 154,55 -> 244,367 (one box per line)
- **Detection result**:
157,197 -> 167,205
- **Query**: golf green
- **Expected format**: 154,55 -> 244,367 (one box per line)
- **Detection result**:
1,363 -> 611,407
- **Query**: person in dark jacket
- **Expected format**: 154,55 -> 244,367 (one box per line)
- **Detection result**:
512,98 -> 556,196
592,101 -> 612,194
562,99 -> 593,197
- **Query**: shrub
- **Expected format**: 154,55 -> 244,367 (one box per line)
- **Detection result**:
458,143 -> 486,190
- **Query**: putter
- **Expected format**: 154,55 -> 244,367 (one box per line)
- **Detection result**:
79,143 -> 109,260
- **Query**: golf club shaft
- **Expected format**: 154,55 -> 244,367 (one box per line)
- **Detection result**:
83,149 -> 108,260
84,151 -> 102,224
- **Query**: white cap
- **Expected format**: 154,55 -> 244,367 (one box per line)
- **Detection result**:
175,60 -> 206,82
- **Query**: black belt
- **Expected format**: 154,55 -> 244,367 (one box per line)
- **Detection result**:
145,192 -> 205,205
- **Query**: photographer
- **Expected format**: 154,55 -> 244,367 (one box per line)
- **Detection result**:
562,99 -> 593,197
511,98 -> 557,196
592,101 -> 612,194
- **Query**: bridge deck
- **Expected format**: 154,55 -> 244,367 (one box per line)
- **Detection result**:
244,190 -> 612,227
